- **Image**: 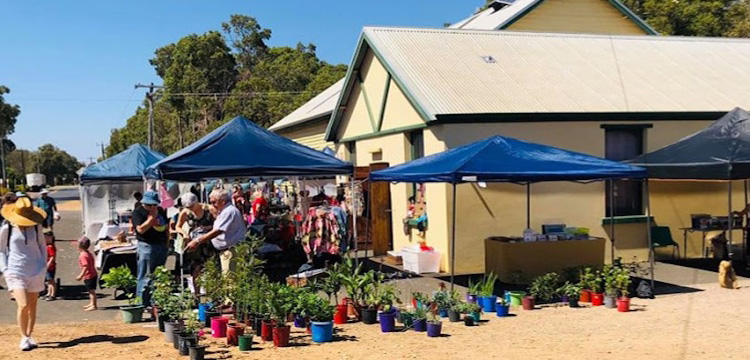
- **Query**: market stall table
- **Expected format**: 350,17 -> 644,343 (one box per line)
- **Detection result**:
485,236 -> 606,283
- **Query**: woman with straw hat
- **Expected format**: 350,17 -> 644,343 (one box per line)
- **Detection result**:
0,197 -> 48,351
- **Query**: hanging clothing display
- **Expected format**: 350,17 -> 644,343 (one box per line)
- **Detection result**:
300,206 -> 349,255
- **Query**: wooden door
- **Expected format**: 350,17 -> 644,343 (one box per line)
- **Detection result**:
369,162 -> 392,256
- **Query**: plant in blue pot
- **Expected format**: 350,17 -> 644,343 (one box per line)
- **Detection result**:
478,272 -> 498,312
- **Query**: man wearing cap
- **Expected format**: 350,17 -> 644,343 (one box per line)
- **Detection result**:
33,190 -> 57,230
131,191 -> 168,306
186,188 -> 245,273
0,197 -> 48,351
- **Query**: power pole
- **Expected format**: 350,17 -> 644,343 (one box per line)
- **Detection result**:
134,83 -> 165,149
0,137 -> 6,187
96,142 -> 107,159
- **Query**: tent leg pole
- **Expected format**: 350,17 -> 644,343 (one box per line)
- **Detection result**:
450,183 -> 457,291
351,175 -> 358,267
729,181 -> 734,259
526,183 -> 531,229
745,180 -> 748,262
609,180 -> 615,263
645,179 -> 654,290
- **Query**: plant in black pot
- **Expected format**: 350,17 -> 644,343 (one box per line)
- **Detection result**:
340,262 -> 374,322
150,266 -> 174,332
559,282 -> 582,308
178,310 -> 201,356
101,265 -> 143,324
448,302 -> 464,323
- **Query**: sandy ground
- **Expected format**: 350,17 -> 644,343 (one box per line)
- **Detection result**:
1,283 -> 749,360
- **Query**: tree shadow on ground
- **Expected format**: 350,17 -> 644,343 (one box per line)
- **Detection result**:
40,334 -> 148,348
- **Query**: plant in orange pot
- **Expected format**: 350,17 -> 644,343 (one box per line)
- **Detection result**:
578,268 -> 595,303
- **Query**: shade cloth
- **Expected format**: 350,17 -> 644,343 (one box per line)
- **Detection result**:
370,135 -> 646,183
81,144 -> 165,183
145,116 -> 352,181
628,107 -> 750,180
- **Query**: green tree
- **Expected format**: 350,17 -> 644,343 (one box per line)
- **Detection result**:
222,14 -> 272,69
31,144 -> 83,185
0,85 -> 20,137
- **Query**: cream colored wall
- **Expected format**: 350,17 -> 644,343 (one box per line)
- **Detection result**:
276,119 -> 332,150
380,78 -> 425,131
438,119 -> 746,274
507,0 -> 648,35
337,50 -> 392,140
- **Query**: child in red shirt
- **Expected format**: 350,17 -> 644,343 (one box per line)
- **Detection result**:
75,237 -> 98,311
44,229 -> 57,301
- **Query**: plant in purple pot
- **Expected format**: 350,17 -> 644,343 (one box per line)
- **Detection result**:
412,307 -> 428,332
426,313 -> 442,337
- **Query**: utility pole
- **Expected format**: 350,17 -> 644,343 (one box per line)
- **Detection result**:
0,137 -> 6,187
96,142 -> 107,160
134,83 -> 165,149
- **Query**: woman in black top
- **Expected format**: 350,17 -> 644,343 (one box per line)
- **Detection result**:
132,191 -> 168,307
175,193 -> 217,288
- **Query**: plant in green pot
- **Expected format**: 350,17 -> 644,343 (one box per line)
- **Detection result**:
101,265 -> 143,324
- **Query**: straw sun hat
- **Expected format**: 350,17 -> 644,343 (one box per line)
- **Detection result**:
1,197 -> 47,227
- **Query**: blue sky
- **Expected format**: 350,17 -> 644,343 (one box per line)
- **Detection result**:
0,1 -> 478,163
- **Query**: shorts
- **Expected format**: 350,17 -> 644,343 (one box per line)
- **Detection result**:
84,278 -> 98,291
46,270 -> 56,282
3,272 -> 46,293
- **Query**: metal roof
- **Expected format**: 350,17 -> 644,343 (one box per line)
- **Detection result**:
327,27 -> 750,140
268,78 -> 344,131
449,0 -> 657,34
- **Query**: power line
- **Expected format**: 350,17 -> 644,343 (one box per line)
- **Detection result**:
11,89 -> 320,102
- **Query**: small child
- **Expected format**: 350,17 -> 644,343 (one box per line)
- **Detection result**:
44,229 -> 57,301
75,237 -> 98,311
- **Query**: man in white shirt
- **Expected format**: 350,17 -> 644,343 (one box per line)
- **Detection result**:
186,188 -> 245,273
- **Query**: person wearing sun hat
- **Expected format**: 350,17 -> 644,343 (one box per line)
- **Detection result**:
131,190 -> 168,307
0,197 -> 48,351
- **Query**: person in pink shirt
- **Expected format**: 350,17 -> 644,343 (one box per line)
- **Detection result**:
75,237 -> 98,311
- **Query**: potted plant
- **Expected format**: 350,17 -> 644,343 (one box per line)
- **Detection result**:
529,272 -> 561,305
151,266 -> 177,332
578,267 -> 595,303
466,279 -> 481,304
603,265 -> 618,309
448,303 -> 463,322
495,297 -> 510,317
266,283 -> 295,347
412,292 -> 429,309
560,282 -> 582,308
426,312 -> 442,338
432,286 -> 453,318
101,265 -> 144,324
178,309 -> 200,356
412,306 -> 428,332
322,264 -> 346,324
615,267 -> 632,312
309,294 -> 336,343
196,255 -> 226,328
590,270 -> 605,306
374,283 -> 401,332
477,272 -> 498,312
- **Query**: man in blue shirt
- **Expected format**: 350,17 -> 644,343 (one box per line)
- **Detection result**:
34,190 -> 57,230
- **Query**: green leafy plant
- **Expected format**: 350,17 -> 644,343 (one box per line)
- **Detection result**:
454,302 -> 481,314
101,265 -> 139,306
413,306 -> 428,320
151,266 -> 174,311
426,312 -> 441,324
228,240 -> 265,324
307,294 -> 336,322
559,282 -> 582,299
479,272 -> 498,297
266,283 -> 296,327
196,255 -> 226,306
614,267 -> 632,298
321,264 -> 344,304
184,308 -> 202,335
467,279 -> 482,296
412,292 -> 429,305
602,264 -> 619,296
339,259 -> 375,307
529,272 -> 562,303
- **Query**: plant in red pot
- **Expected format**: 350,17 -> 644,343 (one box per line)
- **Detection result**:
590,270 -> 605,306
615,267 -> 632,313
267,283 -> 295,347
578,267 -> 595,303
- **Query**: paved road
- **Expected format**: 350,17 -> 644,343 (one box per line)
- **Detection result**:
0,189 -> 122,324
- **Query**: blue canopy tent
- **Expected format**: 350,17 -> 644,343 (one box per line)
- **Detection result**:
145,116 -> 353,181
81,143 -> 165,184
79,143 -> 166,240
370,135 -> 651,288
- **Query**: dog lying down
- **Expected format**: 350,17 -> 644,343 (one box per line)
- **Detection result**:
719,260 -> 739,289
